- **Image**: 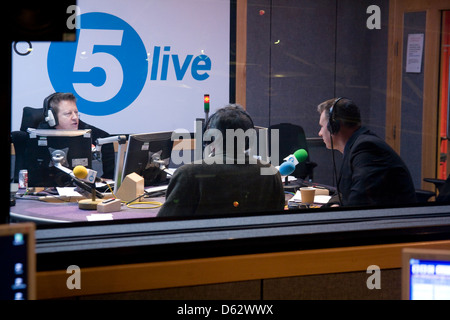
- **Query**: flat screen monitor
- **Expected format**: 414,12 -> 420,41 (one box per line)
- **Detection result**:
402,248 -> 450,300
122,131 -> 174,186
0,223 -> 36,300
25,129 -> 93,187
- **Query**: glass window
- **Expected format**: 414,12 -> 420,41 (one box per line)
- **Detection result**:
7,0 -> 450,254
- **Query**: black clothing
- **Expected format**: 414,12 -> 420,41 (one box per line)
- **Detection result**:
336,127 -> 416,207
157,155 -> 285,217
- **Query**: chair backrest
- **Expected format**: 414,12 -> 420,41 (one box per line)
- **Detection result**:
20,107 -> 44,131
11,130 -> 29,182
12,107 -> 46,182
268,123 -> 315,180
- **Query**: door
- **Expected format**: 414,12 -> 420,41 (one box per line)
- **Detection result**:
386,0 -> 450,191
439,11 -> 450,179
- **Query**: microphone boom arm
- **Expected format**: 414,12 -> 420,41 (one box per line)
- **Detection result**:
51,149 -> 103,198
95,135 -> 128,194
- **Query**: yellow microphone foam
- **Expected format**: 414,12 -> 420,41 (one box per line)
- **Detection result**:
73,165 -> 88,179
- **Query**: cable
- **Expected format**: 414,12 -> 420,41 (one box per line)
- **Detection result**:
124,190 -> 164,209
125,201 -> 163,209
105,182 -> 116,198
104,181 -> 164,209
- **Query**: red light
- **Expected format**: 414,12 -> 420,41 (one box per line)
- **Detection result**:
204,94 -> 210,112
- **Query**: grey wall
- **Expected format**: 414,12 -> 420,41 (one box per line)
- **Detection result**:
401,11 -> 426,189
246,0 -> 389,186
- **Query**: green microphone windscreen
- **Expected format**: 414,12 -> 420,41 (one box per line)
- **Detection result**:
294,149 -> 308,162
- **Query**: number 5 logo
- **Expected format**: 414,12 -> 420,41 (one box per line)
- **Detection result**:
48,12 -> 148,116
73,29 -> 124,102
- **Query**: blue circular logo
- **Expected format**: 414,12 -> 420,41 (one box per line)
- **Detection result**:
47,12 -> 148,116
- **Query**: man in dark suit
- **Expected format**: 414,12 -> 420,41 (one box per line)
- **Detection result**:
317,97 -> 416,207
157,104 -> 285,217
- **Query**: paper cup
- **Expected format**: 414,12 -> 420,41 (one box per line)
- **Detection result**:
300,187 -> 316,204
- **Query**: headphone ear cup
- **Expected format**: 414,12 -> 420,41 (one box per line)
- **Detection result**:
43,93 -> 59,127
328,97 -> 343,134
333,121 -> 340,134
328,117 -> 340,134
327,121 -> 333,134
327,109 -> 337,134
45,109 -> 58,127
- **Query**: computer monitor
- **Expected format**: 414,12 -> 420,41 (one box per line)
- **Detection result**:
0,223 -> 36,300
122,131 -> 174,186
25,129 -> 93,187
402,248 -> 450,300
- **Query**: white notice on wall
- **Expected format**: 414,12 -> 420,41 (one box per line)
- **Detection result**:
406,33 -> 424,73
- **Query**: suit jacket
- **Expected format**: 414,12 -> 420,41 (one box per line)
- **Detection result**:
157,155 -> 285,217
337,127 -> 416,207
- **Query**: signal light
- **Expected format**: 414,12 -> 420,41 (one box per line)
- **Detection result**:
204,94 -> 210,112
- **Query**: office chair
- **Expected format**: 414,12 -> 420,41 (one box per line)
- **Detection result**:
422,176 -> 450,203
413,175 -> 450,204
268,123 -> 317,181
19,106 -> 45,131
11,107 -> 44,182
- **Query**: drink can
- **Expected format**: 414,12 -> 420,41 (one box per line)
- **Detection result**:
18,169 -> 28,189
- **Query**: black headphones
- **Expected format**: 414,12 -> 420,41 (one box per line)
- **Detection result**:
43,92 -> 60,128
203,106 -> 255,149
327,97 -> 344,135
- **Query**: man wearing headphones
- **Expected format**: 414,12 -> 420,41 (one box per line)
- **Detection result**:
39,92 -> 115,179
317,97 -> 416,207
157,104 -> 285,217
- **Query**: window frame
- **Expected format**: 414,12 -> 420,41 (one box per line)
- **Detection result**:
35,203 -> 450,271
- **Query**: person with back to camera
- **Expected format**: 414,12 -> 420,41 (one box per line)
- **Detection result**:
317,97 -> 417,207
157,104 -> 285,217
38,92 -> 115,179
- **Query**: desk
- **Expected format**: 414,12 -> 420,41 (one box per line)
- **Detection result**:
10,178 -> 334,223
11,194 -> 295,223
10,196 -> 165,223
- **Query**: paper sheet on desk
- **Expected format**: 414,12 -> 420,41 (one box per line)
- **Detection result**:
290,190 -> 331,204
56,187 -> 83,197
145,185 -> 168,193
87,214 -> 113,221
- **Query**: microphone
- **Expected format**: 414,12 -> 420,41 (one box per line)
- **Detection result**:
73,165 -> 101,183
50,150 -> 103,201
278,149 -> 308,176
279,161 -> 296,176
284,149 -> 308,165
